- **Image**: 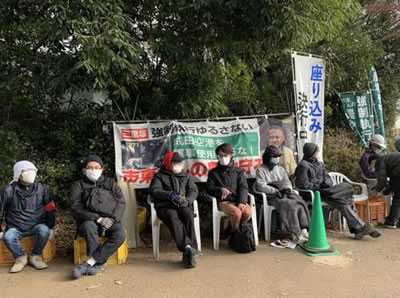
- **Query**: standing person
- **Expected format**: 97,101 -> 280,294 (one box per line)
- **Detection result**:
359,134 -> 385,179
374,152 -> 400,228
0,161 -> 56,273
70,155 -> 126,279
266,126 -> 297,176
149,151 -> 199,268
295,142 -> 381,240
206,143 -> 252,234
255,146 -> 310,243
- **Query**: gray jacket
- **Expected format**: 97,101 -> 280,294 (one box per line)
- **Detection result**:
255,164 -> 292,194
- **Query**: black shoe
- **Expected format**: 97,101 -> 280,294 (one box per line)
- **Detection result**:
369,229 -> 381,238
183,246 -> 197,268
382,219 -> 397,229
354,224 -> 374,240
182,250 -> 190,265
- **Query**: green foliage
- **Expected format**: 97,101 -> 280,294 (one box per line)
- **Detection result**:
323,128 -> 365,182
0,0 -> 399,210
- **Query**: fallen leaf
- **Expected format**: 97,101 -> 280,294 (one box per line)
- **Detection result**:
86,284 -> 101,290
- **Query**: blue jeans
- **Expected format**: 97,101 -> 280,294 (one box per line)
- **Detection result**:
3,224 -> 50,258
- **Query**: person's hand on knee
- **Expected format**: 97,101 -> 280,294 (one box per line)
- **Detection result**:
96,217 -> 114,230
238,204 -> 246,212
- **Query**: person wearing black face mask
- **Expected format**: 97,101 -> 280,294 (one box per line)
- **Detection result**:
295,143 -> 381,240
255,145 -> 310,243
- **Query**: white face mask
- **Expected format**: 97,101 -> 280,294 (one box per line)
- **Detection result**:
373,147 -> 382,154
85,169 -> 103,182
172,165 -> 183,174
21,169 -> 37,184
219,157 -> 231,166
270,157 -> 280,165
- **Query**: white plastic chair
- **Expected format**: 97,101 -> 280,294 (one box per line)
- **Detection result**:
361,171 -> 378,190
147,195 -> 201,260
209,194 -> 259,250
252,184 -> 276,241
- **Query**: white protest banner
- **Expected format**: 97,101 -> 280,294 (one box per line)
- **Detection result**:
292,51 -> 326,160
113,116 -> 296,188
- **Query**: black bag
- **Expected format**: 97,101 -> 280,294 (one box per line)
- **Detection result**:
320,182 -> 354,205
83,180 -> 117,216
228,222 -> 256,253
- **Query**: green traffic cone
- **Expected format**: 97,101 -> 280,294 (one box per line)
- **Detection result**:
298,191 -> 339,256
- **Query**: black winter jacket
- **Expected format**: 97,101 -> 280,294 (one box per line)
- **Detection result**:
295,143 -> 333,191
375,153 -> 400,193
206,160 -> 248,204
70,176 -> 126,225
149,167 -> 198,209
0,182 -> 56,232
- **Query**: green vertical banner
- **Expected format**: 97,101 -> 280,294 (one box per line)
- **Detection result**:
339,91 -> 375,147
369,65 -> 386,139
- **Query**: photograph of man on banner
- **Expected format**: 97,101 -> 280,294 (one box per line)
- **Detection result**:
258,116 -> 297,176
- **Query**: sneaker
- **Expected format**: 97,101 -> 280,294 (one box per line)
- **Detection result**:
29,255 -> 48,270
295,234 -> 308,244
182,251 -> 189,265
369,229 -> 381,238
382,221 -> 397,229
10,255 -> 27,273
184,247 -> 198,269
72,262 -> 91,279
88,263 -> 104,276
354,224 -> 375,240
300,230 -> 309,239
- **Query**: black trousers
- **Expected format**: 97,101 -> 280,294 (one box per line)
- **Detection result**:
299,191 -> 364,234
386,177 -> 400,225
78,221 -> 125,265
156,206 -> 197,252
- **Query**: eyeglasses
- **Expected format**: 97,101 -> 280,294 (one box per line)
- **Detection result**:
85,167 -> 102,170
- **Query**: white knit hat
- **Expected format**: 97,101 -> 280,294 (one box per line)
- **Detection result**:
11,160 -> 37,183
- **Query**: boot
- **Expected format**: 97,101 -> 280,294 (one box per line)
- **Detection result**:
29,255 -> 48,270
354,224 -> 374,240
10,255 -> 28,273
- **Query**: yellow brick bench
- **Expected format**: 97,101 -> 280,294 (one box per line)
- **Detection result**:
0,236 -> 56,265
73,232 -> 128,265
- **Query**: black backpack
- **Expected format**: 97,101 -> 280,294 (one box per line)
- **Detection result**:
228,222 -> 256,253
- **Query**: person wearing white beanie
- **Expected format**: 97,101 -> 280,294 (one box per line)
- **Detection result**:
0,160 -> 56,273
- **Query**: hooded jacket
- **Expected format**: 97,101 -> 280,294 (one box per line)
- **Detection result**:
206,159 -> 248,204
149,152 -> 198,209
294,143 -> 333,191
0,182 -> 56,232
374,153 -> 400,193
70,175 -> 126,225
359,148 -> 377,179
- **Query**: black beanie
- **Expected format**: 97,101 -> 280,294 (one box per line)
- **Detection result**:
83,154 -> 104,168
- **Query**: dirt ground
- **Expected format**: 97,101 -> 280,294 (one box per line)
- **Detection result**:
1,228 -> 400,298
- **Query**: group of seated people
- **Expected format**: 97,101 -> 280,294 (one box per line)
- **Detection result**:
2,136 -> 399,277
0,155 -> 126,279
